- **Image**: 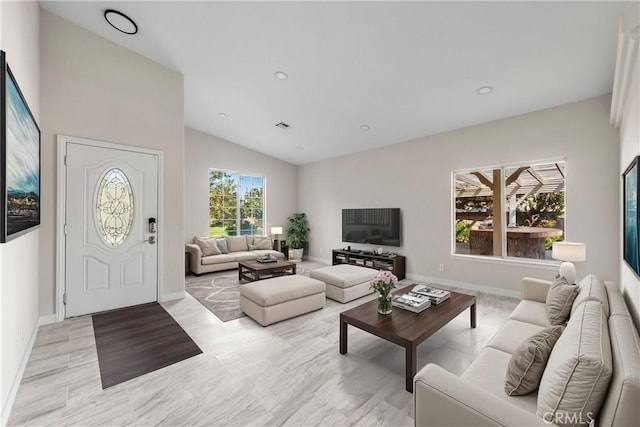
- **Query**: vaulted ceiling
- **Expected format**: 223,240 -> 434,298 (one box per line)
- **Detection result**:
42,1 -> 633,165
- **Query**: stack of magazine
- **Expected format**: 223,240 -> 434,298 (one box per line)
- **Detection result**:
392,290 -> 431,313
411,284 -> 451,305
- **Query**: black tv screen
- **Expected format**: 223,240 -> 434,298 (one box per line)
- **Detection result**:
342,208 -> 401,247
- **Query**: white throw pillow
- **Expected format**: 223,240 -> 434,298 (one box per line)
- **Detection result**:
194,236 -> 221,256
215,238 -> 229,254
225,235 -> 248,252
249,236 -> 272,250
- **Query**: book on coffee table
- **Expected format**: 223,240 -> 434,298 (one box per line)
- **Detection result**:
392,291 -> 431,313
411,284 -> 451,305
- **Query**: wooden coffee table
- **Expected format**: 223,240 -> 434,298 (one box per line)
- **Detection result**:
339,287 -> 476,392
238,259 -> 297,282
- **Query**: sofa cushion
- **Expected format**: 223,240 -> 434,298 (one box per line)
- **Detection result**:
504,326 -> 563,396
202,253 -> 237,265
546,276 -> 578,325
215,238 -> 229,254
537,301 -> 612,426
597,314 -> 640,426
194,236 -> 222,256
462,347 -> 539,414
604,280 -> 630,317
572,274 -> 609,317
487,320 -> 546,354
234,251 -> 259,261
225,236 -> 248,252
509,300 -> 551,328
249,236 -> 273,250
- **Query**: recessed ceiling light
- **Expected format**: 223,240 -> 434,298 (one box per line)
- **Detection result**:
476,86 -> 493,95
296,146 -> 304,150
360,125 -> 370,131
275,71 -> 288,80
217,113 -> 228,118
104,9 -> 138,35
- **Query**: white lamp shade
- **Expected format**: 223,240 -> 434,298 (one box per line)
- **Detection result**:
271,227 -> 283,235
552,242 -> 586,262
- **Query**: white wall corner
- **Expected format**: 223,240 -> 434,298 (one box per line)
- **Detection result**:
159,291 -> 185,302
611,3 -> 640,128
0,315 -> 52,427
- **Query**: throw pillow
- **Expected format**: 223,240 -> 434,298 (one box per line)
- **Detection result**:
194,236 -> 221,257
504,325 -> 564,396
546,276 -> 579,325
225,236 -> 248,252
215,238 -> 229,254
249,236 -> 273,251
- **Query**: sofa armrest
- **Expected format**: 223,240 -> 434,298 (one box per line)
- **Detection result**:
414,364 -> 553,427
521,277 -> 552,303
185,244 -> 202,274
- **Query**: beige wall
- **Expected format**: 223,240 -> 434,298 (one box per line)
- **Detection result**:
619,57 -> 640,326
184,127 -> 298,242
299,95 -> 619,295
40,10 -> 185,310
0,0 -> 40,420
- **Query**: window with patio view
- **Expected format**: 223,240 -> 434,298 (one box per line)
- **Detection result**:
209,170 -> 264,236
454,160 -> 566,260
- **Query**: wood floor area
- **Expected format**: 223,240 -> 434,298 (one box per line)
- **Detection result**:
92,302 -> 202,389
7,261 -> 519,426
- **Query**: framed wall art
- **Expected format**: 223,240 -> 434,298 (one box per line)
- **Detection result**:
1,50 -> 41,242
623,155 -> 639,277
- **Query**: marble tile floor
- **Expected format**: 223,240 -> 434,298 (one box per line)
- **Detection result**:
8,262 -> 519,427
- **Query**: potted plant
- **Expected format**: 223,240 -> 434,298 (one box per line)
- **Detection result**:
286,213 -> 309,261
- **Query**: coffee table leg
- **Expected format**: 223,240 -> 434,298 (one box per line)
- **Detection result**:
470,303 -> 477,328
406,343 -> 416,393
340,317 -> 348,354
238,266 -> 242,281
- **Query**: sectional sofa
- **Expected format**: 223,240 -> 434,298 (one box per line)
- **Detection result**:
185,235 -> 284,275
414,274 -> 639,426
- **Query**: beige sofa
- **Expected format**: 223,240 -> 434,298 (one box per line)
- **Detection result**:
414,274 -> 640,427
185,235 -> 284,275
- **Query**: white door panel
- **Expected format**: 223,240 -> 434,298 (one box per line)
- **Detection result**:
65,142 -> 158,317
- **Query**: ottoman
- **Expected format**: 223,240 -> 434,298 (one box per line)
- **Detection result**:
310,264 -> 378,303
239,275 -> 325,326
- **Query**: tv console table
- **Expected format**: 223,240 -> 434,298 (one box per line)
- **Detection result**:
332,249 -> 405,280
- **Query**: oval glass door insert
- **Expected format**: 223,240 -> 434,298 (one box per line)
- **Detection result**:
96,168 -> 134,246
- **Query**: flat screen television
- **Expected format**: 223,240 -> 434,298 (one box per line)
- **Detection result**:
342,208 -> 401,247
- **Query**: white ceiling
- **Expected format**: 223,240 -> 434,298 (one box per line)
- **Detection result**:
41,1 -> 633,165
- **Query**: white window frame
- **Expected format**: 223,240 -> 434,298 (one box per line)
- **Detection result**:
209,168 -> 266,236
451,157 -> 567,267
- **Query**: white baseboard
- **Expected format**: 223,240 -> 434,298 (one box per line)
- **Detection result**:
159,291 -> 185,302
1,315 -> 56,426
405,272 -> 520,298
305,257 -> 519,298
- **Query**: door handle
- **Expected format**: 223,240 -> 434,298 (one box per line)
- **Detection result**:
145,236 -> 156,244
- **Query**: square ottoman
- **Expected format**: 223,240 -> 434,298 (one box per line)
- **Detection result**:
310,264 -> 378,303
239,275 -> 325,326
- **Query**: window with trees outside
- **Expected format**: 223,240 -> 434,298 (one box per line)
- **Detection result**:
209,170 -> 264,236
454,160 -> 566,261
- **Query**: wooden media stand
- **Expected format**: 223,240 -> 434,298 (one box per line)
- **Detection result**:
332,249 -> 405,280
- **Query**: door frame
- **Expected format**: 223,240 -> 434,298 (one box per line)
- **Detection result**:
56,135 -> 165,321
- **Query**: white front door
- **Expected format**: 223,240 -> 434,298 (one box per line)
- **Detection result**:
65,141 -> 158,317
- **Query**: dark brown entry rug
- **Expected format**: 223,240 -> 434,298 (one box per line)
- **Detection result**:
92,302 -> 202,389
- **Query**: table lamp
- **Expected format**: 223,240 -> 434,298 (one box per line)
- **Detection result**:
551,242 -> 586,284
271,226 -> 283,251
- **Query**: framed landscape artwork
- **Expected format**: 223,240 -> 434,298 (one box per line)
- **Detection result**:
623,155 -> 640,277
0,51 -> 41,242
